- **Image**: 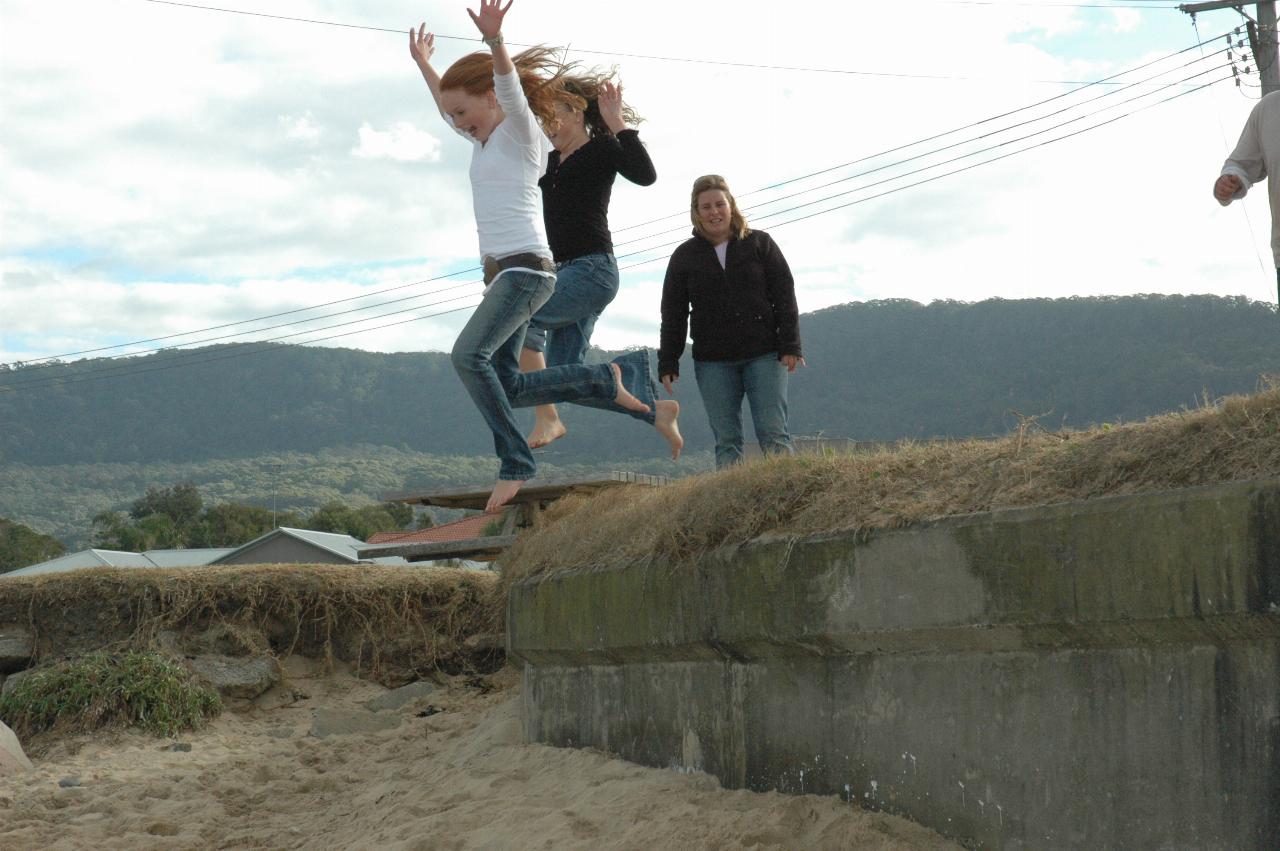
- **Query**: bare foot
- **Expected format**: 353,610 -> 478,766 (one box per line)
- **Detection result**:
655,399 -> 683,460
528,406 -> 566,449
611,362 -> 651,414
487,479 -> 525,513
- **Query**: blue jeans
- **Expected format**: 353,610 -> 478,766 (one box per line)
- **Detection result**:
523,253 -> 618,365
522,253 -> 655,426
452,269 -> 651,480
694,353 -> 794,470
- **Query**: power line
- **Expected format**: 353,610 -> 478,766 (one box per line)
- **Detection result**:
136,0 -> 1209,84
930,2 -> 1180,7
0,302 -> 485,394
610,71 -> 1230,275
611,25 -> 1239,234
0,289 -> 485,392
759,76 -> 1230,230
610,46 -> 1236,250
10,270 -> 484,368
609,58 -> 1234,258
2,70 -> 1232,394
2,28 -> 1237,372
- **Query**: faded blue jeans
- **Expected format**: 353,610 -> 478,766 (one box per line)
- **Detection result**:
694,353 -> 794,470
451,269 -> 656,480
522,252 -> 655,426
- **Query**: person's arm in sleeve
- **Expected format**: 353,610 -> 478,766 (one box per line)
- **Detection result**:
598,82 -> 657,186
760,234 -> 802,361
658,253 -> 690,392
1215,102 -> 1265,206
469,0 -> 541,146
409,26 -> 472,141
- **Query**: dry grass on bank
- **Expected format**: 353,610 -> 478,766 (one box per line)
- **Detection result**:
503,387 -> 1280,582
0,565 -> 500,682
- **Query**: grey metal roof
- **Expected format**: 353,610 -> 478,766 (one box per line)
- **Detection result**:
210,527 -> 408,565
3,546 -> 235,578
3,531 -> 412,579
5,549 -> 153,577
143,548 -> 235,567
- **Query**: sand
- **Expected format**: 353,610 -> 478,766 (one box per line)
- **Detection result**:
0,661 -> 957,851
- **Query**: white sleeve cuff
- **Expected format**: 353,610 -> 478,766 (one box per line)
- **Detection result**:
1221,165 -> 1253,200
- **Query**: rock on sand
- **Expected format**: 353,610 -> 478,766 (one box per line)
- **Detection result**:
0,720 -> 32,777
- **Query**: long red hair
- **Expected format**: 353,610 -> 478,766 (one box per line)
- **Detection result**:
440,47 -> 566,126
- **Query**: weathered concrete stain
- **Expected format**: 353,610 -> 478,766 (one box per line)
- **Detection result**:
509,479 -> 1280,849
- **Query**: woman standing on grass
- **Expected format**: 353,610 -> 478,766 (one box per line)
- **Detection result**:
409,0 -> 655,512
518,71 -> 681,459
658,174 -> 804,469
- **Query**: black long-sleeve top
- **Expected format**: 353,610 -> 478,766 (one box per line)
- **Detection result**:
658,229 -> 802,378
539,129 -> 657,263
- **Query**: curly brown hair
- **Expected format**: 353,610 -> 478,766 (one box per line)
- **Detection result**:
439,46 -> 567,127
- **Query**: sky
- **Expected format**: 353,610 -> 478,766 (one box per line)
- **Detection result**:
1,0 -> 1275,371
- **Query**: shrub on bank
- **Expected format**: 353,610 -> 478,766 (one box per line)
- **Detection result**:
0,651 -> 221,740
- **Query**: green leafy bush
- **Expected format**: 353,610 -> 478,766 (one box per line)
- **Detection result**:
0,651 -> 221,739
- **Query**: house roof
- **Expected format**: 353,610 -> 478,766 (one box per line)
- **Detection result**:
144,548 -> 235,567
366,514 -> 497,546
3,547 -> 232,578
210,527 -> 407,565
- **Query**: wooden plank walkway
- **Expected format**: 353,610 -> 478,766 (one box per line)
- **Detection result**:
367,472 -> 668,563
382,471 -> 669,511
357,535 -> 517,563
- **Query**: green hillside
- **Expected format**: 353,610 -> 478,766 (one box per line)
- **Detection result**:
2,294 -> 1277,547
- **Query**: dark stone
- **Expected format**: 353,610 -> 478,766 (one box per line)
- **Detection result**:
0,626 -> 34,674
362,681 -> 438,713
0,669 -> 31,699
189,654 -> 280,700
309,708 -> 401,738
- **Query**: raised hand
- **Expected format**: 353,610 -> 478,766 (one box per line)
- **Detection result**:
598,80 -> 627,134
467,0 -> 512,39
409,24 -> 436,67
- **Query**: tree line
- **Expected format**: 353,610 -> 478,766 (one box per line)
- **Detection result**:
0,483 -> 429,573
3,295 -> 1277,468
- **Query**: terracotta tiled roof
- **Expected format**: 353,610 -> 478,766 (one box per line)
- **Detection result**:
366,514 -> 499,545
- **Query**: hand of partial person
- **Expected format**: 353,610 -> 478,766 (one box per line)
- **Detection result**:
409,25 -> 436,66
598,80 -> 626,134
467,0 -> 511,39
781,355 -> 806,373
1213,174 -> 1243,203
661,374 -> 678,396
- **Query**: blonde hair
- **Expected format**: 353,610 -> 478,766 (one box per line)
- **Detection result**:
555,66 -> 642,138
690,174 -> 750,241
440,46 -> 567,127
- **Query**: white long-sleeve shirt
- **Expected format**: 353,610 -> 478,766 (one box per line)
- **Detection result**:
443,69 -> 553,264
1219,91 -> 1280,267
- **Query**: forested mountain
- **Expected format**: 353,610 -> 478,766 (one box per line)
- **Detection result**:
2,294 -> 1277,467
3,294 -> 1278,547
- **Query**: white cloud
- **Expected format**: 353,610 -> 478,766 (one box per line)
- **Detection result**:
351,121 -> 442,163
0,0 -> 1272,368
280,112 -> 322,144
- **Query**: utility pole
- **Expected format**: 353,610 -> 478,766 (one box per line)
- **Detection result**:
1180,2 -> 1279,96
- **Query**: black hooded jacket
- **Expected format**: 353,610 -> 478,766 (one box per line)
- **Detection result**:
658,229 -> 802,377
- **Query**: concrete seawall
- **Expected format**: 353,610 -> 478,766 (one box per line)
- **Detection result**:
508,479 -> 1280,849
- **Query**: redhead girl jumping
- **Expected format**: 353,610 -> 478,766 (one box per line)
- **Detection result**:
410,0 -> 657,511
